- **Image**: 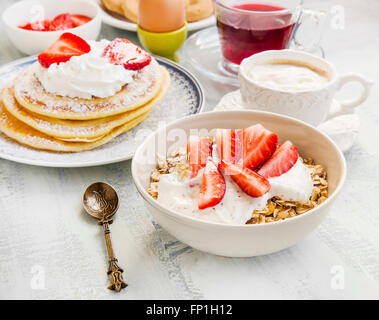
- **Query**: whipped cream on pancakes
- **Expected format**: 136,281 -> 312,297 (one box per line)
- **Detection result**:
35,39 -> 138,99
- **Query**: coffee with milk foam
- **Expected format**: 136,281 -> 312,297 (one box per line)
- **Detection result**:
247,59 -> 330,92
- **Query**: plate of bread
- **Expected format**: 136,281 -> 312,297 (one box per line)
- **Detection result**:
98,0 -> 216,32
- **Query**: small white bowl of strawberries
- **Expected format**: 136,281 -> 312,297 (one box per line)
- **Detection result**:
132,110 -> 346,257
2,0 -> 101,55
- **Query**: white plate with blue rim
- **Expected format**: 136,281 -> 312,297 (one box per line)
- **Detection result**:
0,56 -> 204,167
94,0 -> 216,32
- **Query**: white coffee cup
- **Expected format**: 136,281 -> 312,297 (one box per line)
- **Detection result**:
239,50 -> 373,126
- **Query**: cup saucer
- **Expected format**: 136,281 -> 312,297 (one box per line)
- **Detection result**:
179,27 -> 239,102
214,90 -> 359,152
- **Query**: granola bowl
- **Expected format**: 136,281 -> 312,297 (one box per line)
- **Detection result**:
131,110 -> 346,257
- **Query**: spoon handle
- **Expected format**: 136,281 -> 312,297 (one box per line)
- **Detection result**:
100,219 -> 127,292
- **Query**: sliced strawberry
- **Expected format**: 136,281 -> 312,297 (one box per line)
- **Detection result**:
38,32 -> 91,68
49,13 -> 75,31
258,141 -> 298,178
215,128 -> 243,164
19,20 -> 50,31
104,38 -> 152,71
242,124 -> 278,170
219,160 -> 270,198
198,159 -> 226,210
19,22 -> 36,31
19,23 -> 30,30
71,15 -> 92,27
187,136 -> 212,179
216,128 -> 233,162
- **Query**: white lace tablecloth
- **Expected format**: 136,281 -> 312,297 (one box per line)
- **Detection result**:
0,0 -> 378,299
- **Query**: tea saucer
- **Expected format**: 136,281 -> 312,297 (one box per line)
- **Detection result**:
215,90 -> 360,152
179,27 -> 240,101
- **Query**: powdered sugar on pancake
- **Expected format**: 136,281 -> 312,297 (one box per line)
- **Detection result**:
2,68 -> 169,140
13,59 -> 162,119
0,56 -> 202,164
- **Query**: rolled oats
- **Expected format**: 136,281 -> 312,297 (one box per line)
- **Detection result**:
248,157 -> 328,224
148,147 -> 187,199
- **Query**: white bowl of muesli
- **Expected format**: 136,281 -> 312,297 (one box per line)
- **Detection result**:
131,110 -> 346,257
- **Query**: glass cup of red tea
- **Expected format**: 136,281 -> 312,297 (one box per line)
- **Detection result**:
215,0 -> 326,74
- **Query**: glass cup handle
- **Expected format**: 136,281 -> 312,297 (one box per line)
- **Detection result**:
292,9 -> 327,55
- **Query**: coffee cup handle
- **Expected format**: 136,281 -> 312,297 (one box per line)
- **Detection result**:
325,73 -> 373,121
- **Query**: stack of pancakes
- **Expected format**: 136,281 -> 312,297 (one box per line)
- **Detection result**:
0,60 -> 170,152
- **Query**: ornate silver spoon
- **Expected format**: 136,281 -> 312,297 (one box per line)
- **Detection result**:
83,182 -> 127,292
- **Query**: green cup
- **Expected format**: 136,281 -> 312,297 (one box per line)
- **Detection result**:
137,23 -> 188,62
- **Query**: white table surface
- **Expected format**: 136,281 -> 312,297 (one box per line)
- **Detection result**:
0,0 -> 378,300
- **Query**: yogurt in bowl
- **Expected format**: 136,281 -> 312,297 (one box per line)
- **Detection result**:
151,130 -> 317,226
131,110 -> 346,257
